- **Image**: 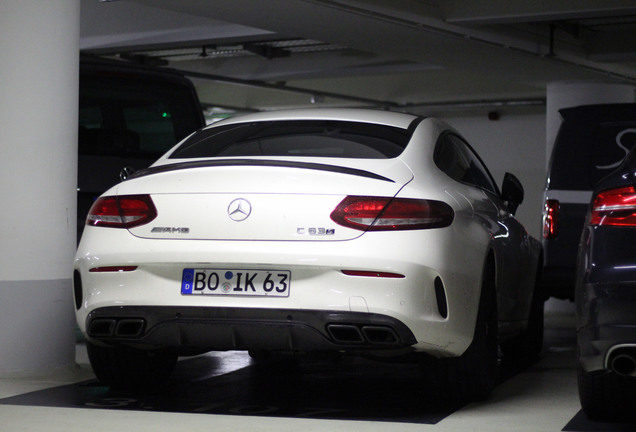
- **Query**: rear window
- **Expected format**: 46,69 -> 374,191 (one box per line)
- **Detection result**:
549,104 -> 636,190
79,74 -> 203,159
590,124 -> 636,185
168,120 -> 410,159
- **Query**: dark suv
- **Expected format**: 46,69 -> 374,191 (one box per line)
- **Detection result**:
543,103 -> 636,300
78,56 -> 205,237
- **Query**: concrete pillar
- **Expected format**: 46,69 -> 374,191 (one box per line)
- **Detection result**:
546,82 -> 635,164
0,0 -> 80,375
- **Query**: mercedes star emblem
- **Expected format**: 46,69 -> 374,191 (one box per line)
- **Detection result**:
228,198 -> 252,222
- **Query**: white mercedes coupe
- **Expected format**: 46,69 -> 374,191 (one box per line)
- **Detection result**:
73,108 -> 543,402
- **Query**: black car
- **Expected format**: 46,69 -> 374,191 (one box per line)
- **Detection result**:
576,145 -> 636,421
543,104 -> 636,300
78,56 -> 205,238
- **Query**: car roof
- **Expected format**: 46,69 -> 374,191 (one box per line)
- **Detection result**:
560,103 -> 636,122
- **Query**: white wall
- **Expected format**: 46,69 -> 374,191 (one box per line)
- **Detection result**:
0,0 -> 79,375
440,111 -> 547,239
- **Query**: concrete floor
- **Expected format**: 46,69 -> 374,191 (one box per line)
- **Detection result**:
0,300 -> 633,432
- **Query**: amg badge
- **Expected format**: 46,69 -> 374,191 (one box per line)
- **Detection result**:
151,227 -> 190,234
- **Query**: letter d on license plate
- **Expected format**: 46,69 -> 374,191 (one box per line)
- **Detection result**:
181,268 -> 291,297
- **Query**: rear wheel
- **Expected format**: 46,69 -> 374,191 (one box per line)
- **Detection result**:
87,341 -> 178,390
421,263 -> 499,403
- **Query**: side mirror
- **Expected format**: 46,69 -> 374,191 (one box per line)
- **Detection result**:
501,172 -> 524,215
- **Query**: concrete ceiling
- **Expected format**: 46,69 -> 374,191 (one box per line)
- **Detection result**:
80,0 -> 636,117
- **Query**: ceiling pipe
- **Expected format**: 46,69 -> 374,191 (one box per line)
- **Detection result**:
401,98 -> 546,111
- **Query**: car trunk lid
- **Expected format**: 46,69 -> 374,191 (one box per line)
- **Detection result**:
121,159 -> 412,241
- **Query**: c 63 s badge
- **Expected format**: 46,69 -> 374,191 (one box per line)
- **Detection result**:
297,227 -> 335,235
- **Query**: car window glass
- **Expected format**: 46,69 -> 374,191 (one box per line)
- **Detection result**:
79,77 -> 202,159
590,123 -> 636,185
549,105 -> 636,190
434,134 -> 498,194
169,120 -> 410,159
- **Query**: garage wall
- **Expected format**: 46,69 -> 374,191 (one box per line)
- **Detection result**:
440,111 -> 547,239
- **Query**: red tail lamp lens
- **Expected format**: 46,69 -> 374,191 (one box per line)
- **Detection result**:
330,196 -> 454,231
341,270 -> 405,278
87,195 -> 157,228
89,266 -> 138,273
543,199 -> 559,239
590,186 -> 636,226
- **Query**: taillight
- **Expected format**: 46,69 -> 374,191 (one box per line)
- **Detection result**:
87,195 -> 157,228
543,199 -> 559,239
590,186 -> 636,226
330,196 -> 454,231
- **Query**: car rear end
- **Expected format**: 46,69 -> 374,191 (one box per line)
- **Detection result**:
73,111 -> 475,359
543,103 -> 636,300
576,146 -> 636,419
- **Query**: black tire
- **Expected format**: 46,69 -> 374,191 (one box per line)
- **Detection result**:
87,341 -> 178,390
578,362 -> 636,421
501,265 -> 544,362
421,263 -> 499,403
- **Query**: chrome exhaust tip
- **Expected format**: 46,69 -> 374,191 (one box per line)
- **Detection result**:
610,353 -> 636,377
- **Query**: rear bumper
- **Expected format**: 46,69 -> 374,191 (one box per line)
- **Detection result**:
74,225 -> 488,357
577,281 -> 636,373
577,225 -> 636,373
85,306 -> 417,355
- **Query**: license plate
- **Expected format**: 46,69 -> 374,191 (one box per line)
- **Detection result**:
181,269 -> 291,297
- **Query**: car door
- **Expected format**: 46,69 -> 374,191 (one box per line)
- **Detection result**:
484,187 -> 536,323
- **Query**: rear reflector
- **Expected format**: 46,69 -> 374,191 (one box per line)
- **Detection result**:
330,196 -> 453,231
590,186 -> 636,226
87,195 -> 157,228
543,199 -> 559,239
89,266 -> 138,273
342,270 -> 405,278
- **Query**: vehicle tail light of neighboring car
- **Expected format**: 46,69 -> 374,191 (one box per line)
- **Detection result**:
87,195 -> 157,228
543,199 -> 559,239
589,186 -> 636,226
330,196 -> 454,231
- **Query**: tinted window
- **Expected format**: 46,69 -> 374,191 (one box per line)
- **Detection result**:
549,104 -> 636,190
434,134 -> 498,194
79,75 -> 202,159
590,124 -> 636,185
169,120 -> 410,159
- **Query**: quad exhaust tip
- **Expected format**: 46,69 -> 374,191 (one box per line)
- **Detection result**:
88,318 -> 146,338
327,324 -> 399,346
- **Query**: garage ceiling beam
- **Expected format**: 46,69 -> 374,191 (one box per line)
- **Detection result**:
443,0 -> 636,24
